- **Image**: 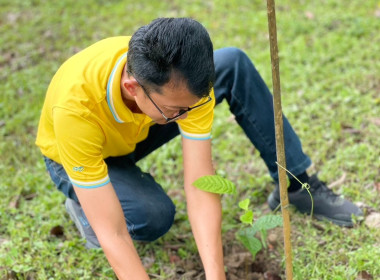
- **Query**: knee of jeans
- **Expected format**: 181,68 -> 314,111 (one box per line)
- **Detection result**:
216,47 -> 250,70
131,199 -> 176,242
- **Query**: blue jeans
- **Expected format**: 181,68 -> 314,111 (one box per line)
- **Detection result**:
213,48 -> 311,180
44,47 -> 311,241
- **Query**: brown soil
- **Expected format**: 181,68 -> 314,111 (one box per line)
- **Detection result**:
153,228 -> 284,280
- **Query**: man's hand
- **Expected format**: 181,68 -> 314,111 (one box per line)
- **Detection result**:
74,183 -> 150,280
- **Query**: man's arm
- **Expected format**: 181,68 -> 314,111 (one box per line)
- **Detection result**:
74,183 -> 149,280
182,137 -> 226,280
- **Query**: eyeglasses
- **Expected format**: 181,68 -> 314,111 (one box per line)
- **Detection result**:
130,73 -> 212,123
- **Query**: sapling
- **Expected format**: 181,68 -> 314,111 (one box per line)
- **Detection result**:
193,175 -> 282,260
236,198 -> 282,259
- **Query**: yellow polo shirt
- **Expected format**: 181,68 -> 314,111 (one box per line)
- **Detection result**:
36,36 -> 215,188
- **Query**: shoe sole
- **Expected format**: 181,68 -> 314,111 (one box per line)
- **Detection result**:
267,193 -> 354,227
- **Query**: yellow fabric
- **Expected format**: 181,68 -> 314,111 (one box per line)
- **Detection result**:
36,36 -> 214,188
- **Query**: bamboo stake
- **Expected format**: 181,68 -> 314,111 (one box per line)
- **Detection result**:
266,0 -> 293,279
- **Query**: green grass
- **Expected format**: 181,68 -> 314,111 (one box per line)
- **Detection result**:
1,0 -> 380,279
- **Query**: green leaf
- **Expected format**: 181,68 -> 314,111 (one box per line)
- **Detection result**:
193,175 -> 236,194
238,198 -> 250,210
240,210 -> 253,225
252,215 -> 283,232
236,228 -> 262,259
260,229 -> 268,249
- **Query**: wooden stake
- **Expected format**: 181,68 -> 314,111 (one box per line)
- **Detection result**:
266,0 -> 293,279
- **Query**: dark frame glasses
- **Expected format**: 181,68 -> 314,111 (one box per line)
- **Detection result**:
130,72 -> 212,122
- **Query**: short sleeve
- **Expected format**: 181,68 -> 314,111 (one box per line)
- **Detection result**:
176,89 -> 215,140
53,107 -> 110,188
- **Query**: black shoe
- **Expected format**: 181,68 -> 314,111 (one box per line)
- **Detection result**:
267,174 -> 363,227
65,198 -> 101,249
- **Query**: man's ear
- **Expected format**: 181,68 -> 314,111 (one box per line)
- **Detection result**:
122,77 -> 139,97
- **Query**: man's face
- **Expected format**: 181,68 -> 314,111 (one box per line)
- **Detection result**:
133,77 -> 201,124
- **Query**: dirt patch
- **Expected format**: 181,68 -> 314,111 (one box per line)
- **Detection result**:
155,228 -> 284,280
223,230 -> 283,280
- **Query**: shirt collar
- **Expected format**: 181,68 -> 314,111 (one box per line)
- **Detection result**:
106,52 -> 151,125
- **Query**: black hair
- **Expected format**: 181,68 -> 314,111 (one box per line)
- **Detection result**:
127,18 -> 215,98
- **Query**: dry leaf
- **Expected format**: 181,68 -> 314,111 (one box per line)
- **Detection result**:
374,182 -> 380,193
169,254 -> 181,264
328,173 -> 347,189
356,270 -> 373,280
365,212 -> 380,229
8,196 -> 21,209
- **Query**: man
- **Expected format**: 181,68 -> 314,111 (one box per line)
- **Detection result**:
36,18 -> 362,279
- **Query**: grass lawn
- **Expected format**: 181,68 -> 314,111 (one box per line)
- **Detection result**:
1,0 -> 379,279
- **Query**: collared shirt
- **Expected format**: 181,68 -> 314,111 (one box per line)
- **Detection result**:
36,36 -> 215,188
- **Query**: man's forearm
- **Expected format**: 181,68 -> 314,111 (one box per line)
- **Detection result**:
181,137 -> 225,279
74,183 -> 150,280
185,185 -> 226,280
99,232 -> 150,280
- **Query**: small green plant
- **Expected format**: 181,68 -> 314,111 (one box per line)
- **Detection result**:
193,175 -> 282,260
236,198 -> 283,259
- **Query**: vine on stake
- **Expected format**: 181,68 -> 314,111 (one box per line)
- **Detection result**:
275,161 -> 314,217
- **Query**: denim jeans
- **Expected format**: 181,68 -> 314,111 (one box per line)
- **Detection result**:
44,47 -> 311,241
213,48 -> 311,180
44,155 -> 176,242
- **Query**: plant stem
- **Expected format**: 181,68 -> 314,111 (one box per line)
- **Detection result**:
266,0 -> 294,279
